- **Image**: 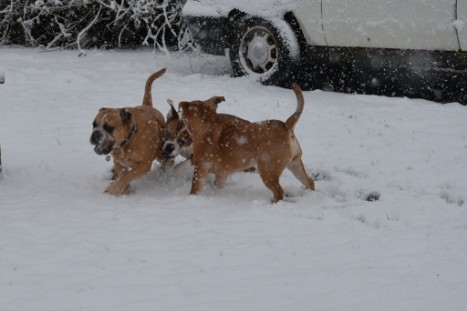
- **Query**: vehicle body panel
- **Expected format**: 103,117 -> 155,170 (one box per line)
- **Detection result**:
322,0 -> 459,51
184,0 -> 464,51
458,0 -> 467,50
292,1 -> 326,46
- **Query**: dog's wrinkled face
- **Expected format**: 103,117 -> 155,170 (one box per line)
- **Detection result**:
90,108 -> 133,155
162,101 -> 193,159
163,113 -> 193,159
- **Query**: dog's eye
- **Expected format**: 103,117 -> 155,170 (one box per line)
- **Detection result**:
103,124 -> 114,134
165,133 -> 173,141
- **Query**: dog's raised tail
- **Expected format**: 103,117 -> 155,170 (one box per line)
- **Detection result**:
141,68 -> 166,107
285,82 -> 305,129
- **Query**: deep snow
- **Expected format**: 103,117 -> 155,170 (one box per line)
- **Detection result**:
1,47 -> 467,310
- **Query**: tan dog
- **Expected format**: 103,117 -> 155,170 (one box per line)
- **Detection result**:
163,100 -> 256,174
90,68 -> 171,195
178,83 -> 315,202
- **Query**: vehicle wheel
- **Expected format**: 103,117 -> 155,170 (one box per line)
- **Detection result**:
228,16 -> 299,86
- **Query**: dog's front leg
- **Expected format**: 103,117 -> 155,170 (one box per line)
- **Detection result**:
174,157 -> 193,174
157,155 -> 175,172
105,163 -> 151,196
190,164 -> 208,195
112,160 -> 125,180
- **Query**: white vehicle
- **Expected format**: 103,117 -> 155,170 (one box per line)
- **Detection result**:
183,0 -> 467,102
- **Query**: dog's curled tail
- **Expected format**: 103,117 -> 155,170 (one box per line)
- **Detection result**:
141,68 -> 167,107
285,82 -> 305,130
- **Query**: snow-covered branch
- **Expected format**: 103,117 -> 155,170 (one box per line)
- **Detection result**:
0,0 -> 197,53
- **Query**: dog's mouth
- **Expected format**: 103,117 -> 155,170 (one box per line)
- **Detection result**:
93,142 -> 114,155
162,140 -> 179,159
91,128 -> 115,156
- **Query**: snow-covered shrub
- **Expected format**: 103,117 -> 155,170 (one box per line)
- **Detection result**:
0,0 -> 196,52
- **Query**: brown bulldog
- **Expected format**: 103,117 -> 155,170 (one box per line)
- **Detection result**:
90,68 -> 171,195
178,83 -> 315,202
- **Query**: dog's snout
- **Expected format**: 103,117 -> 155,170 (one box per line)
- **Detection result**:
164,143 -> 176,154
90,130 -> 102,145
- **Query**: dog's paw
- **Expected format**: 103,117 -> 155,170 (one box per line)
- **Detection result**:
104,182 -> 128,196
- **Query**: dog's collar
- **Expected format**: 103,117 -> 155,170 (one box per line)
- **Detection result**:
121,117 -> 138,148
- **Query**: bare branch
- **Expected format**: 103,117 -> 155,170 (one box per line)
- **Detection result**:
77,2 -> 102,56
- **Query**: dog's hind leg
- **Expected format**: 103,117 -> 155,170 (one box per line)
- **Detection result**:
287,157 -> 315,191
257,164 -> 285,203
214,174 -> 228,189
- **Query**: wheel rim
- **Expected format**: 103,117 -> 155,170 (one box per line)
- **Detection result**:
239,26 -> 278,75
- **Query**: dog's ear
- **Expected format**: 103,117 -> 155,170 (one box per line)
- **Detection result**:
166,99 -> 179,120
207,96 -> 225,107
205,96 -> 225,112
178,101 -> 189,112
119,108 -> 132,123
99,107 -> 112,113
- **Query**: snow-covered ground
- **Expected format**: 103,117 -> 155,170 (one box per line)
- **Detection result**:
1,47 -> 467,310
